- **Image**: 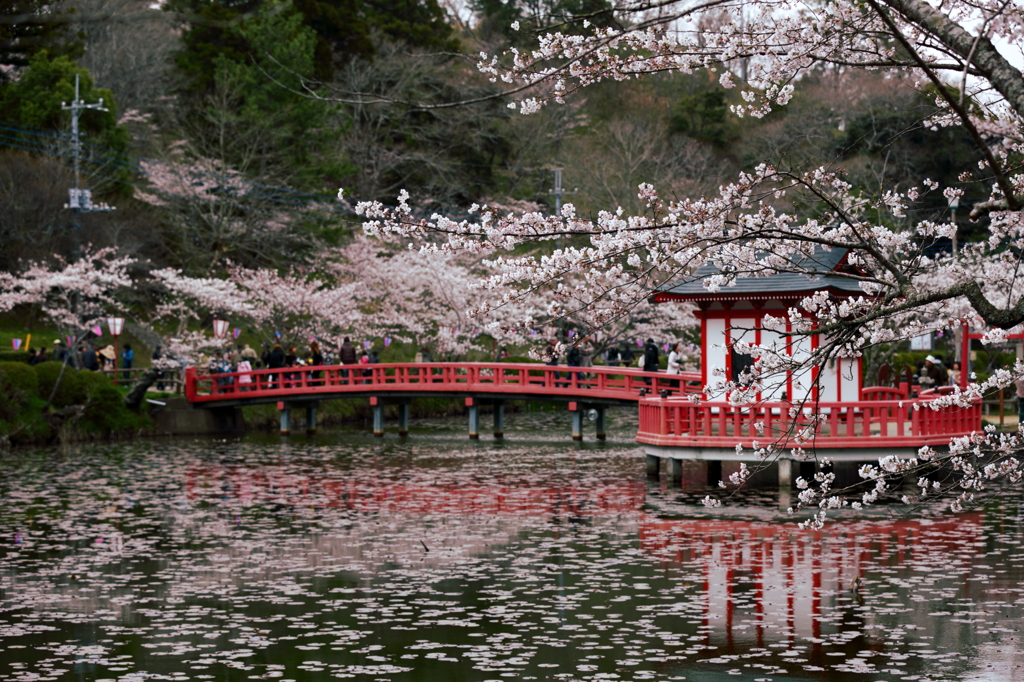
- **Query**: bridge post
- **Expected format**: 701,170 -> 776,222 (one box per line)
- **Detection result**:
646,454 -> 660,479
669,457 -> 683,485
467,397 -> 479,439
569,402 -> 583,441
398,401 -> 410,437
305,403 -> 317,436
278,401 -> 291,436
370,397 -> 384,437
595,406 -> 607,441
493,401 -> 504,439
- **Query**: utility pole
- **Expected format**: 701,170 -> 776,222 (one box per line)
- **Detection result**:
60,74 -> 114,369
548,168 -> 578,245
62,73 -> 113,258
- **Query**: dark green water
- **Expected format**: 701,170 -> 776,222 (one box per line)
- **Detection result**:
1,411 -> 1023,682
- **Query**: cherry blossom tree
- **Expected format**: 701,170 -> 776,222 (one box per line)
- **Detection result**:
150,263 -> 366,357
351,0 -> 1024,520
337,235 -> 536,358
0,247 -> 135,358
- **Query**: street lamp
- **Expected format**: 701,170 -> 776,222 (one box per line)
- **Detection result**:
213,319 -> 229,339
107,316 -> 125,385
947,192 -> 962,375
947,193 -> 960,256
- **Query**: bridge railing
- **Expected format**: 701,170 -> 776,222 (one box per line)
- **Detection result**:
637,395 -> 981,449
185,362 -> 703,403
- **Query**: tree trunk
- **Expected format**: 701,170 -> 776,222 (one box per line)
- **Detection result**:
124,366 -> 162,409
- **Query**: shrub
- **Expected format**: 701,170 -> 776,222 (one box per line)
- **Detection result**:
0,361 -> 39,401
0,351 -> 30,363
34,361 -> 86,407
79,371 -> 132,433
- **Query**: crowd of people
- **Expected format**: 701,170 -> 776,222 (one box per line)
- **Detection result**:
27,339 -> 136,381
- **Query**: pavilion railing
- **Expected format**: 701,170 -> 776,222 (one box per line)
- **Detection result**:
637,396 -> 981,449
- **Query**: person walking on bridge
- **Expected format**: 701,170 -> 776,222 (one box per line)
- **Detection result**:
642,338 -> 660,385
267,343 -> 285,388
339,337 -> 357,384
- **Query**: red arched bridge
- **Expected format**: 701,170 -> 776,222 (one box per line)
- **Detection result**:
185,362 -> 701,439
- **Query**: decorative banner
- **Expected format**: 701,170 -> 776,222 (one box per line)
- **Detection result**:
92,325 -> 102,337
233,328 -> 241,339
473,328 -> 479,335
637,339 -> 643,346
66,336 -> 75,346
24,334 -> 30,350
275,331 -> 281,339
363,340 -> 371,349
663,343 -> 669,351
384,337 -> 392,347
11,338 -> 21,350
568,330 -> 575,338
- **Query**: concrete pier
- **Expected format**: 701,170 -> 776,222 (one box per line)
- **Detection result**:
305,403 -> 317,435
778,459 -> 793,488
371,397 -> 384,437
279,402 -> 291,436
571,402 -> 583,441
669,457 -> 683,485
493,401 -> 504,439
467,398 -> 479,439
398,401 -> 410,437
647,454 -> 660,479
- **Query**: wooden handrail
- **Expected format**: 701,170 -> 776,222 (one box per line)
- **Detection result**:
185,362 -> 703,404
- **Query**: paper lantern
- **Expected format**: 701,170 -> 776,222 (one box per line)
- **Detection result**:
107,317 -> 125,336
212,319 -> 229,338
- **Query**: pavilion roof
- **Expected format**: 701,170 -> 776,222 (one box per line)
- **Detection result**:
652,247 -> 866,302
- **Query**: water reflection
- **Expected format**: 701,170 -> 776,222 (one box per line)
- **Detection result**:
1,421 -> 1022,682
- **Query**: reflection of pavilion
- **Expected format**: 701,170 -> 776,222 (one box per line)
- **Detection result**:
639,513 -> 984,648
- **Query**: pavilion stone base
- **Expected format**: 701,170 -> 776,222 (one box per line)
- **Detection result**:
643,445 -> 930,488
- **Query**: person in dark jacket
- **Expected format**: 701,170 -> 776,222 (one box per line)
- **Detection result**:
267,344 -> 286,388
82,343 -> 100,371
339,337 -> 357,384
642,338 -> 660,385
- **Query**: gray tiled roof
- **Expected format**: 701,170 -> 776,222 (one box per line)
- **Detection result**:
654,247 -> 866,300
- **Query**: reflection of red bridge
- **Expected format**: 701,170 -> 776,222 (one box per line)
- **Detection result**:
185,362 -> 700,440
639,514 -> 984,646
185,464 -> 646,517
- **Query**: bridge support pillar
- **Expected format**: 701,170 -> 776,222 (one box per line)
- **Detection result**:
778,459 -> 793,488
646,454 -> 660,479
398,401 -> 410,437
278,401 -> 291,436
707,460 -> 722,487
371,397 -> 384,437
670,457 -> 683,485
305,403 -> 318,435
493,401 -> 504,439
570,402 -> 583,441
467,398 -> 479,439
595,406 -> 607,441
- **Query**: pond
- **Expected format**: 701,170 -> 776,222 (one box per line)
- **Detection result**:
1,410 -> 1022,682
